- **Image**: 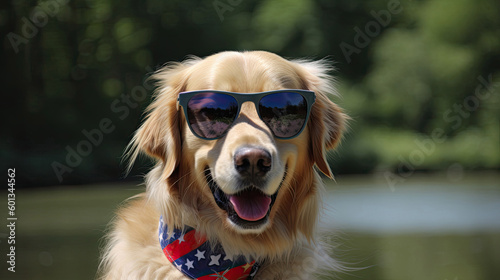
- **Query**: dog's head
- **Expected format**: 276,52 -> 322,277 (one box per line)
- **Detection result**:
128,51 -> 346,256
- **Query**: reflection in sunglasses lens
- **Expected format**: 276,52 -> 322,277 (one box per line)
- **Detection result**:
187,92 -> 238,139
259,92 -> 307,138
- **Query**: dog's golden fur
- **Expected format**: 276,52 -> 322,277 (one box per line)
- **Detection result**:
99,51 -> 347,279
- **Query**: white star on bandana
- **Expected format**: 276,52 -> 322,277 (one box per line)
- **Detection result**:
185,258 -> 194,270
209,254 -> 221,266
195,249 -> 206,261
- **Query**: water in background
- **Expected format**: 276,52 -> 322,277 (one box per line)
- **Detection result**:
321,172 -> 500,280
325,173 -> 500,233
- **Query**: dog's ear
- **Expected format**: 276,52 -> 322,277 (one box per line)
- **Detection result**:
125,62 -> 193,178
308,94 -> 346,178
294,60 -> 347,178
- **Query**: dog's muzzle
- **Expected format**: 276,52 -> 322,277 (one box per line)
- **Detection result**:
206,147 -> 285,230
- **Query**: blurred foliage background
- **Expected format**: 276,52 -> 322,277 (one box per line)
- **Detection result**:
1,0 -> 499,186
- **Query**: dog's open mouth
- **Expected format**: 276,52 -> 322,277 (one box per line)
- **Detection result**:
228,189 -> 271,221
205,169 -> 281,229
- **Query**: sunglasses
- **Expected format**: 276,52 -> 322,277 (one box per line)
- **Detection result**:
177,89 -> 316,140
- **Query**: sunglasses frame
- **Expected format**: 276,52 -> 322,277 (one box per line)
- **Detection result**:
177,89 -> 316,140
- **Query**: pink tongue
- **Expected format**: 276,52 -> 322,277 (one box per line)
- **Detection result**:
229,189 -> 272,221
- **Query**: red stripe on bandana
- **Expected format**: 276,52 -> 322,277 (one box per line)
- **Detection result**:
163,229 -> 207,262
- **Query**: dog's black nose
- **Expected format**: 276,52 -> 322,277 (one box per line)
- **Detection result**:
234,147 -> 272,178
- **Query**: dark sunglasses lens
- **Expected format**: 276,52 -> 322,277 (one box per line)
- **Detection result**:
186,92 -> 238,139
259,92 -> 308,138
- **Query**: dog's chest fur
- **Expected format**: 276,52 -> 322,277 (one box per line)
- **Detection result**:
100,195 -> 334,280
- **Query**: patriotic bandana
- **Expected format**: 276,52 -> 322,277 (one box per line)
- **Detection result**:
159,217 -> 260,280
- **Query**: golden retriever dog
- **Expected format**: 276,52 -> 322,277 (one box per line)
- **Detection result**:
99,51 -> 347,279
